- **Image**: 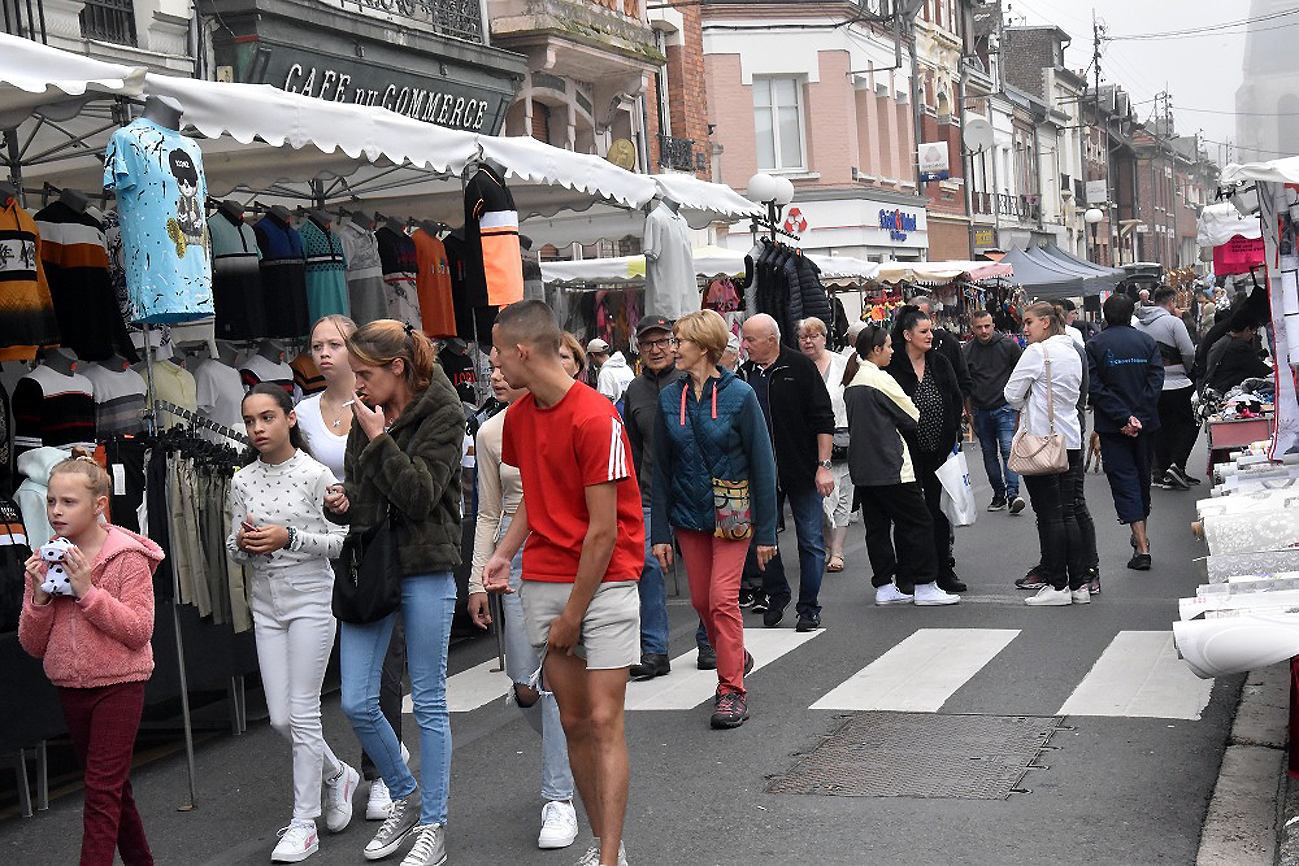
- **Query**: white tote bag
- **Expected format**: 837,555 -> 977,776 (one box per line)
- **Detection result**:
936,447 -> 978,527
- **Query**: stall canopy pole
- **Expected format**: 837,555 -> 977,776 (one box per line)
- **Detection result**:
4,126 -> 24,207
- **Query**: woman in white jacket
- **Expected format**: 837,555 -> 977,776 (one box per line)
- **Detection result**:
1004,302 -> 1087,607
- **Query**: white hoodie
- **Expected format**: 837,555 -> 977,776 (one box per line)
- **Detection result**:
15,447 -> 69,548
596,350 -> 635,404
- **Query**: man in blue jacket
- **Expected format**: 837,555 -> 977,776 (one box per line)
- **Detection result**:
1086,294 -> 1164,570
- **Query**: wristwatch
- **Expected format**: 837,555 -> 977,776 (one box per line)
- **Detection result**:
818,459 -> 833,469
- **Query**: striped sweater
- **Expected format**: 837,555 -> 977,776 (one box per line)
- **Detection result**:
13,363 -> 96,455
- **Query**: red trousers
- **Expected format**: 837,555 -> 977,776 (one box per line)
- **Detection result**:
58,680 -> 153,866
676,530 -> 749,696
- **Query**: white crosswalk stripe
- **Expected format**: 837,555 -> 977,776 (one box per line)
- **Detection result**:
809,628 -> 1020,712
1057,631 -> 1214,720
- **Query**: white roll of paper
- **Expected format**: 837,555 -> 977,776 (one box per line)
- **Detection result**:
1174,613 -> 1299,679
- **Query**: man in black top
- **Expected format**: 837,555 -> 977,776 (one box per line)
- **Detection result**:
1206,321 -> 1272,394
962,310 -> 1024,513
739,314 -> 835,632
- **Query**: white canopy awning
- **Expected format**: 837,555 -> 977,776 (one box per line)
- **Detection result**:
1221,156 -> 1299,186
0,34 -> 145,128
541,245 -> 878,287
876,259 -> 1014,284
1196,201 -> 1262,248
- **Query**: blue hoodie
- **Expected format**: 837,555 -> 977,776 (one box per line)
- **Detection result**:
651,368 -> 778,546
1085,324 -> 1164,434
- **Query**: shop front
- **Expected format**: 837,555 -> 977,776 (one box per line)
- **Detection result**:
721,194 -> 929,263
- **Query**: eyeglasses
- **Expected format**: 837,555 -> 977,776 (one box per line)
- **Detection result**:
638,337 -> 673,350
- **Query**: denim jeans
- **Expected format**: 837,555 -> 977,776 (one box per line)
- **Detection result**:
638,506 -> 670,655
762,485 -> 826,617
972,405 -> 1019,499
500,514 -> 574,802
341,572 -> 456,825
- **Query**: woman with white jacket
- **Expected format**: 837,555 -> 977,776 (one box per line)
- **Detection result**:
1004,302 -> 1087,607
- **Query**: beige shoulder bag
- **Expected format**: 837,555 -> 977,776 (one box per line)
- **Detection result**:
1007,353 -> 1070,476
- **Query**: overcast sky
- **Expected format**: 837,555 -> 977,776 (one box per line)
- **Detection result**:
1005,0 -> 1256,163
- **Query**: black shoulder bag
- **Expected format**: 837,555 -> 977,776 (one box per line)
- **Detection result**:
333,503 -> 401,624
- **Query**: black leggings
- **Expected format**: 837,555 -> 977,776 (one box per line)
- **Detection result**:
1023,450 -> 1086,591
914,451 -> 955,579
859,482 -> 939,594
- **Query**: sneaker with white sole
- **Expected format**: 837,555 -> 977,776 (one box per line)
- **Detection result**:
272,819 -> 319,863
364,791 -> 421,861
400,823 -> 447,866
913,582 -> 960,606
367,779 -> 392,821
874,584 -> 914,605
324,763 -> 360,833
538,800 -> 579,849
1071,587 -> 1091,604
1008,496 -> 1026,515
1025,586 -> 1071,606
573,841 -> 628,866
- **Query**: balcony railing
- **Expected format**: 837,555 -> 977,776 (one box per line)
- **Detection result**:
2,0 -> 47,41
972,190 -> 1041,221
658,134 -> 704,173
80,0 -> 136,45
337,0 -> 482,41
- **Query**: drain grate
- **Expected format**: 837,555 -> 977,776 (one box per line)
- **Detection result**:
766,712 -> 1064,800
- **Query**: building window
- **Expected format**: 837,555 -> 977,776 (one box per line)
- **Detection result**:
753,77 -> 805,172
79,0 -> 137,45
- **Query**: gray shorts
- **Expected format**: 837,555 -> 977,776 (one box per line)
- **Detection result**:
520,580 -> 640,671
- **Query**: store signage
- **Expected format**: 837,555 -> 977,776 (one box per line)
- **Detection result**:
784,207 -> 809,234
918,142 -> 950,182
879,208 -> 919,242
1086,180 -> 1108,205
279,61 -> 492,130
974,228 -> 996,248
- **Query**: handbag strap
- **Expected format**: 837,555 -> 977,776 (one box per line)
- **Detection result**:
681,381 -> 725,480
1043,352 -> 1056,434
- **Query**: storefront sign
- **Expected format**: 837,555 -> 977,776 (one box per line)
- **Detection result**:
918,142 -> 950,182
974,228 -> 996,248
280,61 -> 490,129
880,208 -> 920,242
1086,179 -> 1108,205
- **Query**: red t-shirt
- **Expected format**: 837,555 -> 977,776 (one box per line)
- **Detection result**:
502,381 -> 644,583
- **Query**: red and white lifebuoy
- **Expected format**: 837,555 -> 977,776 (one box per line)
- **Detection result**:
784,207 -> 808,234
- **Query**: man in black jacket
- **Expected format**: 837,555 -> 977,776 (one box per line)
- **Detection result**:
740,314 -> 836,632
1206,322 -> 1272,394
1086,294 -> 1164,570
962,310 -> 1024,513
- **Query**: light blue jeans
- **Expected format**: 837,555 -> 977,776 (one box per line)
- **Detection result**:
500,513 -> 575,802
340,571 -> 456,825
973,405 -> 1020,499
639,506 -> 670,655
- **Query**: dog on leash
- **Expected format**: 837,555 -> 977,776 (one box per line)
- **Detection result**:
1084,431 -> 1103,473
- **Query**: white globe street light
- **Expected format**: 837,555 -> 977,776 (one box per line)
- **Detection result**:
1084,207 -> 1105,264
747,172 -> 796,237
747,172 -> 779,205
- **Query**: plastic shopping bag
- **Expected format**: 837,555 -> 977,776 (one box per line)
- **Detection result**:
936,447 -> 977,527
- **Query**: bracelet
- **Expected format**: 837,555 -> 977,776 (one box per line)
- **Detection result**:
286,526 -> 298,551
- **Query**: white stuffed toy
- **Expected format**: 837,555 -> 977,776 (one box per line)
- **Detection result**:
39,537 -> 76,597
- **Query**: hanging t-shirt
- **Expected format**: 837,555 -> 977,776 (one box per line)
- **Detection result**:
298,218 -> 349,324
239,353 -> 294,397
501,381 -> 643,584
290,352 -> 325,399
208,209 -> 266,341
12,364 -> 96,455
141,359 -> 197,430
412,229 -> 457,338
192,357 -> 245,442
81,363 -> 146,437
0,197 -> 59,362
463,164 -> 523,308
34,201 -> 135,363
643,202 -> 697,320
438,346 -> 478,404
254,214 -> 310,340
375,225 -> 421,328
336,220 -> 387,327
103,117 -> 213,324
0,381 -> 12,494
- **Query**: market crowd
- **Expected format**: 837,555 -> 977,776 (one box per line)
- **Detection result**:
18,282 -> 1276,866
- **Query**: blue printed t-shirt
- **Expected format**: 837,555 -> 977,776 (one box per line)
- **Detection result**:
104,118 -> 214,324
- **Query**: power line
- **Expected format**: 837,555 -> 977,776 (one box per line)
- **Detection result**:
1200,137 -> 1296,159
1105,7 -> 1299,41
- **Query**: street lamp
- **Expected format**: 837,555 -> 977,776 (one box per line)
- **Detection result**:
1084,207 -> 1104,265
748,172 -> 795,230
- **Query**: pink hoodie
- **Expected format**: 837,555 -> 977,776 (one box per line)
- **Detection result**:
19,524 -> 163,689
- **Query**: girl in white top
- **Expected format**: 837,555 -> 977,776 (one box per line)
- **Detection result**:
227,383 -> 356,862
1003,302 -> 1087,608
295,315 -> 358,479
798,316 -> 852,572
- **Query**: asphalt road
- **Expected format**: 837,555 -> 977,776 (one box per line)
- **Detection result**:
0,440 -> 1237,866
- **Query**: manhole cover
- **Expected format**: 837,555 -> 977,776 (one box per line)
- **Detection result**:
766,712 -> 1064,800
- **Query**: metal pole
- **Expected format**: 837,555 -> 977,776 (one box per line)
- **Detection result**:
4,127 -> 24,208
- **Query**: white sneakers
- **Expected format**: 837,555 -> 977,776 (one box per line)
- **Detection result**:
367,779 -> 392,821
324,763 -> 360,833
1071,587 -> 1091,604
1025,586 -> 1071,606
574,840 -> 628,866
913,582 -> 960,606
538,800 -> 579,849
271,820 -> 319,863
874,584 -> 914,605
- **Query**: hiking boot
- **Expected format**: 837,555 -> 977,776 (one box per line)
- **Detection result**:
710,691 -> 749,729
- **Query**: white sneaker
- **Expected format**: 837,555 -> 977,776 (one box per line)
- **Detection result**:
323,762 -> 360,833
367,779 -> 393,821
538,799 -> 579,849
1071,587 -> 1091,604
272,819 -> 319,863
913,582 -> 960,606
1025,586 -> 1072,606
573,840 -> 628,866
874,584 -> 914,605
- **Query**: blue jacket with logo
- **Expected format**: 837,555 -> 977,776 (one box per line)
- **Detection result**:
1085,324 -> 1164,434
651,368 -> 778,546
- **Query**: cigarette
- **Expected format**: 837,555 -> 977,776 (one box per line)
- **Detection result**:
342,400 -> 355,408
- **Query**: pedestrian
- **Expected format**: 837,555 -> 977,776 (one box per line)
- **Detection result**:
585,338 -> 609,389
739,313 -> 836,632
842,326 -> 956,606
1206,318 -> 1272,394
296,314 -> 409,823
324,319 -> 465,865
652,310 -> 777,728
483,300 -> 643,866
595,344 -> 634,412
797,317 -> 851,573
560,332 -> 587,381
841,320 -> 867,360
466,354 -> 579,852
1086,295 -> 1163,571
909,295 -> 973,401
19,452 -> 161,866
1135,286 -> 1199,490
229,384 -> 357,861
962,309 -> 1025,514
721,333 -> 741,372
886,306 -> 968,594
1003,304 -> 1088,606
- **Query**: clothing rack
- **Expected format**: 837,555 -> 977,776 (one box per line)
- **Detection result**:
150,399 -> 250,446
750,215 -> 801,242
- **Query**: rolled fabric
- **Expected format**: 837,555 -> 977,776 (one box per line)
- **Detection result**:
1206,550 -> 1299,583
1201,509 -> 1299,555
1197,489 -> 1299,519
1174,613 -> 1299,679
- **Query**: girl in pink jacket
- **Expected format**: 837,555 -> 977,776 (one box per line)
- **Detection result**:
20,451 -> 162,866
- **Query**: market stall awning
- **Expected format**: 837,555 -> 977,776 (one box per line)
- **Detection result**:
875,259 -> 1013,284
1197,201 -> 1262,247
996,247 -> 1084,299
0,34 -> 146,128
1022,245 -> 1106,296
1221,156 -> 1299,185
1039,243 -> 1125,282
540,245 -> 878,287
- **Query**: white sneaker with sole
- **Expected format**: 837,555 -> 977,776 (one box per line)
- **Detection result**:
324,762 -> 360,832
913,582 -> 960,606
538,799 -> 579,849
1071,587 -> 1091,604
1025,586 -> 1072,606
874,584 -> 914,605
272,819 -> 319,863
573,840 -> 628,866
367,779 -> 392,821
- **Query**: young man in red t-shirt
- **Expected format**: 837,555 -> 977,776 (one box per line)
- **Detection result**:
483,300 -> 642,866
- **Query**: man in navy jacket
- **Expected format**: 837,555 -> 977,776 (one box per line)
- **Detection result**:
1086,294 -> 1164,570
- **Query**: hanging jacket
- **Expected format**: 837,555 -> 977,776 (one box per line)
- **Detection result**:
843,359 -> 919,487
651,368 -> 777,546
15,446 -> 67,549
793,253 -> 832,331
